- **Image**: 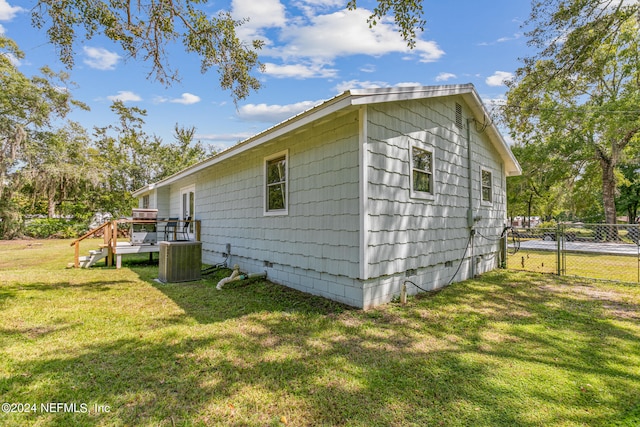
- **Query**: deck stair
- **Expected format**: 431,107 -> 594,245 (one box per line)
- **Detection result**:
78,248 -> 108,268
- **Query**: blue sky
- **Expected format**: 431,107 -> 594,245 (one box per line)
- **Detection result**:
1,0 -> 532,150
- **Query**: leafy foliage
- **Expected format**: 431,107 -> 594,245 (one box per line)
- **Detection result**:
347,0 -> 425,48
0,36 -> 89,238
91,102 -> 209,217
23,218 -> 87,238
617,162 -> 640,222
31,1 -> 264,103
504,1 -> 640,224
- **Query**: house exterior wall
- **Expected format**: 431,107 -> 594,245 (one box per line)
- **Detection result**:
181,111 -> 364,306
137,90 -> 513,309
156,187 -> 171,219
362,98 -> 507,307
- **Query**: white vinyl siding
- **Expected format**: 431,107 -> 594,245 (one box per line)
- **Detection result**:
152,91 -> 512,308
364,99 -> 507,288
192,111 -> 362,306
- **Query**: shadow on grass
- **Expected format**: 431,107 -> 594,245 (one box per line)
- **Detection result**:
2,280 -> 133,292
132,264 -> 352,324
0,322 -> 520,426
1,268 -> 639,426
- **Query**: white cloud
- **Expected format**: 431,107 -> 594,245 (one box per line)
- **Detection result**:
359,64 -> 376,73
271,9 -> 443,62
1,51 -> 20,66
107,91 -> 142,103
435,72 -> 457,82
232,0 -> 286,41
83,47 -> 120,70
497,33 -> 522,43
481,94 -> 507,117
486,71 -> 513,87
152,93 -> 201,104
232,1 -> 444,78
0,0 -> 23,21
479,33 -> 522,46
263,62 -> 337,78
292,0 -> 345,18
238,99 -> 322,122
170,93 -> 201,105
233,0 -> 286,28
152,96 -> 169,104
194,132 -> 255,151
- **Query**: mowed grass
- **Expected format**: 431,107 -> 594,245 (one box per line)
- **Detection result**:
508,249 -> 640,283
1,239 -> 639,426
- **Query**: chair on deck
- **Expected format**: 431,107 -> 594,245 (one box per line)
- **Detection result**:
163,218 -> 179,241
180,216 -> 192,240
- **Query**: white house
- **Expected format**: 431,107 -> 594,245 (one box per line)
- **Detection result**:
134,85 -> 522,308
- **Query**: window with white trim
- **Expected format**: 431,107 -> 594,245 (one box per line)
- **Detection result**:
265,151 -> 288,214
481,168 -> 493,203
410,144 -> 435,199
142,195 -> 149,209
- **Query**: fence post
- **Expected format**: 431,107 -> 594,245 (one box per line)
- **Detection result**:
74,241 -> 80,268
556,223 -> 562,276
500,229 -> 507,269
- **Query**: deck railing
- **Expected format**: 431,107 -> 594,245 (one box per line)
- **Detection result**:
70,221 -> 115,268
70,219 -> 201,268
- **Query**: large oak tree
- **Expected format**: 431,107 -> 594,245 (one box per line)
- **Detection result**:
504,0 -> 640,225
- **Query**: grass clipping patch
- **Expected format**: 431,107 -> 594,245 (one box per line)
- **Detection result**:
0,239 -> 639,426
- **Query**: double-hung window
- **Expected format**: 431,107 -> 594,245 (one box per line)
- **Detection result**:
265,150 -> 288,215
410,143 -> 435,200
481,168 -> 493,204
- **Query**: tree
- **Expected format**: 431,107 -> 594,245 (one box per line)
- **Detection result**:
32,0 -> 264,103
347,0 -> 425,48
32,1 -> 433,102
0,36 -> 88,238
20,123 -> 100,218
507,142 -> 576,225
0,36 -> 88,200
504,1 -> 640,225
617,163 -> 640,223
92,102 -> 208,216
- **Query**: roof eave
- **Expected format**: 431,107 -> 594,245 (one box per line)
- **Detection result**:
136,84 -> 521,194
142,92 -> 355,191
460,90 -> 522,177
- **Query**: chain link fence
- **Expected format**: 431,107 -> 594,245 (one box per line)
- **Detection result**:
507,223 -> 640,284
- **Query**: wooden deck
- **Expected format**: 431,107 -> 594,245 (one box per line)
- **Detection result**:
113,240 -> 195,268
70,219 -> 201,269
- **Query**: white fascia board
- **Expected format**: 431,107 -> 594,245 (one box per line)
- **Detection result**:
460,90 -> 522,177
140,84 -> 521,193
350,84 -> 521,177
349,84 -> 475,105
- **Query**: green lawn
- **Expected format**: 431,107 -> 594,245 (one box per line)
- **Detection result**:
1,239 -> 639,426
508,249 -> 640,283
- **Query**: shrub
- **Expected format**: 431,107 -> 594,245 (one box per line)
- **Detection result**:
24,218 -> 87,239
537,220 -> 557,229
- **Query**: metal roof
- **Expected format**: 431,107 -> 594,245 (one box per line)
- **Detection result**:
133,84 -> 521,197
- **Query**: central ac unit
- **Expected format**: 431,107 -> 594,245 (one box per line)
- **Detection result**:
158,241 -> 202,283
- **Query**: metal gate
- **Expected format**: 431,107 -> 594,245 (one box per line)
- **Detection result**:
507,224 -> 640,284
